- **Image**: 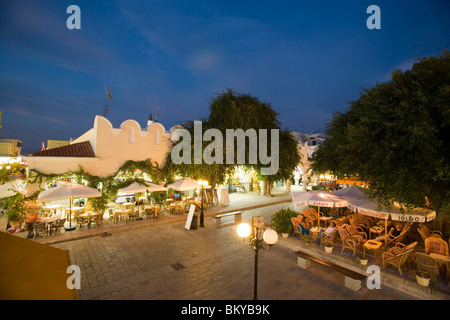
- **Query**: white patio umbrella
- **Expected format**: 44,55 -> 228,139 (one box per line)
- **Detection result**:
331,186 -> 366,201
118,182 -> 168,194
118,182 -> 168,217
167,178 -> 201,191
346,194 -> 436,247
38,182 -> 102,230
292,191 -> 347,226
0,180 -> 27,198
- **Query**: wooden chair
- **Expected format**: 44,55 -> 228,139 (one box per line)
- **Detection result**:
33,222 -> 48,240
145,207 -> 155,219
414,252 -> 441,284
91,212 -> 104,228
345,224 -> 367,243
291,217 -> 302,238
425,236 -> 449,256
417,225 -> 443,242
302,209 -> 318,226
386,223 -> 412,248
338,227 -> 364,256
50,218 -> 66,235
76,216 -> 89,230
320,227 -> 340,246
334,215 -> 350,227
382,242 -> 417,275
126,209 -> 137,223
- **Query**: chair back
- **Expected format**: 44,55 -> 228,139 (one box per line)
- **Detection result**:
425,237 -> 449,256
34,222 -> 46,231
338,227 -> 351,240
414,252 -> 440,279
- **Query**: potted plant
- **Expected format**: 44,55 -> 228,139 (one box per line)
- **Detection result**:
356,253 -> 368,265
3,193 -> 28,228
271,208 -> 297,238
322,238 -> 334,253
416,271 -> 431,287
303,235 -> 311,245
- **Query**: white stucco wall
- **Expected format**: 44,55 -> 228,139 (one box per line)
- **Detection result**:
24,115 -> 172,178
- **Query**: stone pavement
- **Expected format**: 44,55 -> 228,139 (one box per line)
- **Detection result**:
49,197 -> 422,301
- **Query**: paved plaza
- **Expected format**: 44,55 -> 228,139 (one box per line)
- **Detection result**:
52,200 -> 417,301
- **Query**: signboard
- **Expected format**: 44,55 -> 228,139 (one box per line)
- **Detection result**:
221,188 -> 230,206
185,204 -> 196,230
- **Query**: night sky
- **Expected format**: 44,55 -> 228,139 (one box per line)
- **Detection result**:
1,0 -> 449,154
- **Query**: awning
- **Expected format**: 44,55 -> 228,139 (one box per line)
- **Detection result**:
0,232 -> 78,300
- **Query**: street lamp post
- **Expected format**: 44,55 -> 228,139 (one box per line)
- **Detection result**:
237,219 -> 278,300
198,180 -> 208,228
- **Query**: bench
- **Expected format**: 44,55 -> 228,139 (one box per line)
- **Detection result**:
295,250 -> 367,291
212,211 -> 243,225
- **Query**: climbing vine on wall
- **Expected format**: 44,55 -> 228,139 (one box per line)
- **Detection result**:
26,158 -> 164,203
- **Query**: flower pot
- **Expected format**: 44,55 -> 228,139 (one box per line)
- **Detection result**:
324,246 -> 333,254
357,257 -> 368,265
282,233 -> 289,238
416,274 -> 430,287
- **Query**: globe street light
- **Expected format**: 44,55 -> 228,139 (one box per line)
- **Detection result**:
197,179 -> 208,228
237,218 -> 278,300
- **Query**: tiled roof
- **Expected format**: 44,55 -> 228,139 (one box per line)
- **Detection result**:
32,141 -> 96,157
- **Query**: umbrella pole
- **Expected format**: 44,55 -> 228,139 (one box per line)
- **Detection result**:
384,218 -> 388,251
65,196 -> 75,231
318,207 -> 321,228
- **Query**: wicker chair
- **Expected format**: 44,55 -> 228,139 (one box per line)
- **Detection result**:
76,216 -> 89,230
425,237 -> 449,256
418,225 -> 443,242
50,218 -> 66,235
291,217 -> 302,238
345,224 -> 367,243
414,252 -> 441,284
382,242 -> 417,275
338,227 -> 364,256
295,215 -> 311,236
386,223 -> 412,248
302,209 -> 318,226
320,227 -> 340,246
33,222 -> 48,240
126,209 -> 137,223
90,212 -> 104,228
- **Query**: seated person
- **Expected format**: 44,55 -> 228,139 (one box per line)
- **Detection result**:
319,222 -> 337,237
296,215 -> 311,235
375,223 -> 403,242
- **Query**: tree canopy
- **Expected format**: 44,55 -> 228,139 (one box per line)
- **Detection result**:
312,51 -> 450,212
165,88 -> 300,192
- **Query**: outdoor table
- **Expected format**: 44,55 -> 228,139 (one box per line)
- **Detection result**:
80,212 -> 98,228
369,226 -> 384,239
122,202 -> 135,209
38,216 -> 59,235
43,205 -> 63,216
114,209 -> 133,223
363,240 -> 383,260
319,216 -> 333,228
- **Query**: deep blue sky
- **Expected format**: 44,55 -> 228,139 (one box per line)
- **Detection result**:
1,0 -> 449,154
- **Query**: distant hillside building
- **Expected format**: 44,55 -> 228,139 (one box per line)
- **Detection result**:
0,138 -> 22,157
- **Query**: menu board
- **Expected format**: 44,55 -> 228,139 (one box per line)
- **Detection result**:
221,188 -> 230,206
185,204 -> 196,230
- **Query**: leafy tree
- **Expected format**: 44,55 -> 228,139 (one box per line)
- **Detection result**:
312,51 -> 450,216
165,89 -> 301,194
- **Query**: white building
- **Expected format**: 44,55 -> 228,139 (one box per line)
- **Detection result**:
23,115 -> 172,179
291,131 -> 327,189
